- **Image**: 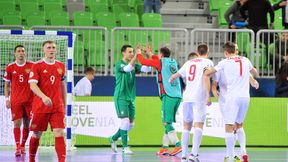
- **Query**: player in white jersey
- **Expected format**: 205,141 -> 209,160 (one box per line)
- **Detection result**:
169,44 -> 213,162
205,42 -> 257,162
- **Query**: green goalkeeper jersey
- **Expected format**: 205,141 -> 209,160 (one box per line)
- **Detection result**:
114,60 -> 142,101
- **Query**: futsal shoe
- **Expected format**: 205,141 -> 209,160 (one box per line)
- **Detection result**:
123,147 -> 133,154
15,147 -> 21,156
109,137 -> 118,153
157,147 -> 169,155
169,146 -> 182,156
20,147 -> 26,155
234,156 -> 241,162
242,155 -> 248,162
188,154 -> 200,162
181,156 -> 187,162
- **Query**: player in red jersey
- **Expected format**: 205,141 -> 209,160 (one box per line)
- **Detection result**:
3,45 -> 34,156
28,40 -> 67,162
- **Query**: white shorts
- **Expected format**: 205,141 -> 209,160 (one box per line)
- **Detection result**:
183,102 -> 206,123
222,97 -> 250,125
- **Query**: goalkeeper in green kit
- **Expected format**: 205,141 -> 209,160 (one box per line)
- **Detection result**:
137,44 -> 182,156
109,45 -> 151,154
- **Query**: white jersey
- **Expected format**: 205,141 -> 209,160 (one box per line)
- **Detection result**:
178,58 -> 214,103
214,56 -> 253,98
212,70 -> 227,104
74,76 -> 92,96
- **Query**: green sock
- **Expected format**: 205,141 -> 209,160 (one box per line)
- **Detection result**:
165,123 -> 174,133
120,129 -> 128,147
112,129 -> 121,141
175,141 -> 181,147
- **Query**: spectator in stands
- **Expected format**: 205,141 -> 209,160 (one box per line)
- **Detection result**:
144,0 -> 166,13
273,32 -> 288,72
273,0 -> 288,29
225,0 -> 248,42
225,0 -> 248,29
275,62 -> 288,97
74,67 -> 95,96
240,0 -> 274,34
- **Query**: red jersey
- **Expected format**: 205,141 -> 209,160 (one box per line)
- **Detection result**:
3,61 -> 34,105
28,59 -> 65,113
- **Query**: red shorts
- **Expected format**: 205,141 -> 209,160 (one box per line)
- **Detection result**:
11,103 -> 32,121
30,112 -> 65,131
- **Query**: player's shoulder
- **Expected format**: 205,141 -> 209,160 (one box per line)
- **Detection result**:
26,60 -> 35,64
7,61 -> 16,67
34,60 -> 44,65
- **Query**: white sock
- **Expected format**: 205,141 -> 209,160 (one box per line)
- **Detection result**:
162,133 -> 169,147
181,130 -> 190,157
168,131 -> 179,145
225,132 -> 235,160
191,128 -> 203,156
236,128 -> 247,155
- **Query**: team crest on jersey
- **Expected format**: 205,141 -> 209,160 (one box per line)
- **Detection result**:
25,68 -> 31,73
57,68 -> 63,74
169,64 -> 177,74
29,72 -> 34,78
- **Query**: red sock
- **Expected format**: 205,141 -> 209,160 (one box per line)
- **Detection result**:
55,137 -> 66,162
13,128 -> 21,148
21,128 -> 30,147
29,137 -> 40,161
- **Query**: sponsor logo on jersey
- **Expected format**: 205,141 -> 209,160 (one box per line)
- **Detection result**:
12,71 -> 17,74
29,72 -> 34,78
43,69 -> 48,73
57,68 -> 63,74
169,64 -> 177,74
25,68 -> 31,73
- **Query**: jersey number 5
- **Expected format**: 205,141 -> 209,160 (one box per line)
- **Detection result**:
235,60 -> 242,76
19,74 -> 23,82
188,64 -> 196,81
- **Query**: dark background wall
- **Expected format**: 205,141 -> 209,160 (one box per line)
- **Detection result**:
74,76 -> 276,97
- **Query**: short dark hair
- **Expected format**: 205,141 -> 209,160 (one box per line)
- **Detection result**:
160,47 -> 170,57
188,52 -> 198,60
14,45 -> 24,52
197,44 -> 208,55
42,40 -> 55,47
84,67 -> 95,74
223,41 -> 236,54
121,45 -> 132,53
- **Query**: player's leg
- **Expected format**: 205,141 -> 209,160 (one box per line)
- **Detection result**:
235,98 -> 250,162
111,99 -> 131,154
51,111 -> 66,162
11,104 -> 24,156
29,113 -> 49,162
189,103 -> 206,161
223,99 -> 239,162
181,102 -> 193,160
20,104 -> 32,154
163,96 -> 182,156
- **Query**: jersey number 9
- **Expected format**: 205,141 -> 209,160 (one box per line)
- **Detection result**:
188,64 -> 196,81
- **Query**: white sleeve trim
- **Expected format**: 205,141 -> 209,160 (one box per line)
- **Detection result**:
140,66 -> 152,73
123,64 -> 134,72
28,79 -> 38,83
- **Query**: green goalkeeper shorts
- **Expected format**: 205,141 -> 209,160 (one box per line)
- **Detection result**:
161,95 -> 181,123
114,99 -> 135,120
